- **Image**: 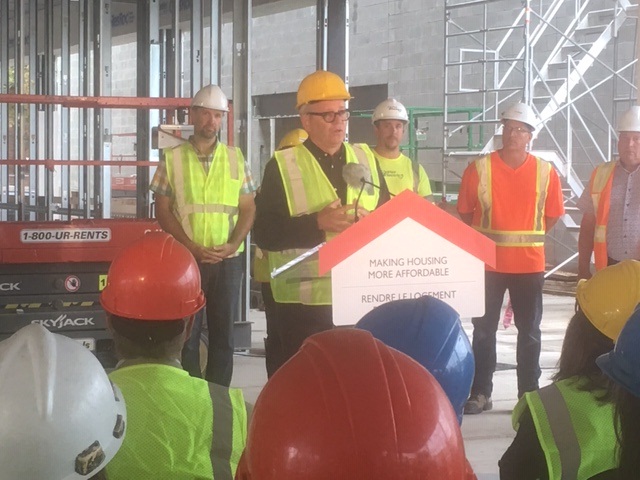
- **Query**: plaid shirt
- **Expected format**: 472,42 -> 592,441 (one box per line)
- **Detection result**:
578,161 -> 640,261
150,138 -> 257,197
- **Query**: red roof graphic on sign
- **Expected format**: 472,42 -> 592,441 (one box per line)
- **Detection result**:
318,190 -> 496,275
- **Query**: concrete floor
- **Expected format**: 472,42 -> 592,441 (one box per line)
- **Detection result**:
230,294 -> 575,479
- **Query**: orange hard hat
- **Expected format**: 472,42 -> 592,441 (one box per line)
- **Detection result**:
244,329 -> 469,480
100,232 -> 205,320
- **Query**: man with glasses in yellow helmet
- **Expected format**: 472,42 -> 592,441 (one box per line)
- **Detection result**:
254,70 -> 389,374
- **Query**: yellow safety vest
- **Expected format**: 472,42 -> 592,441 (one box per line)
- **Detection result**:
108,363 -> 248,480
513,377 -> 618,480
268,143 -> 380,305
369,149 -> 421,195
252,247 -> 271,283
474,154 -> 551,247
588,162 -> 617,270
165,142 -> 246,253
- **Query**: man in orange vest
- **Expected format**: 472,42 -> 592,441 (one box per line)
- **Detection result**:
577,106 -> 640,279
457,102 -> 565,414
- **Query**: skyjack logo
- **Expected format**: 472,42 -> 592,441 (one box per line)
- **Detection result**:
0,283 -> 20,291
31,315 -> 96,329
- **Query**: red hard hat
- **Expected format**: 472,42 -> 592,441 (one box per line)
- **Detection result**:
244,329 -> 469,480
100,232 -> 205,320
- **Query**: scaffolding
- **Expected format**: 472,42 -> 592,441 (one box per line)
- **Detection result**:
443,0 -> 638,266
351,106 -> 484,162
0,0 -> 252,222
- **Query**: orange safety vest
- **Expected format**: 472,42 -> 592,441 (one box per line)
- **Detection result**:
474,154 -> 551,245
588,162 -> 617,271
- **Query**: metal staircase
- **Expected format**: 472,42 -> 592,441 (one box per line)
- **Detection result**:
443,0 -> 638,267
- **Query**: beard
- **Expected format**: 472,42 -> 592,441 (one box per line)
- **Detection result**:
196,127 -> 218,140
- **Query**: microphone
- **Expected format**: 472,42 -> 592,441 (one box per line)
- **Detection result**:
342,163 -> 373,193
342,162 -> 394,196
342,163 -> 372,222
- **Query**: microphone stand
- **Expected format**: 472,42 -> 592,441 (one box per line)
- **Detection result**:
354,179 -> 366,222
270,242 -> 326,278
363,179 -> 395,197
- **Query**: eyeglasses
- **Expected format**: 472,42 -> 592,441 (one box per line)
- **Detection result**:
306,110 -> 350,123
503,125 -> 532,135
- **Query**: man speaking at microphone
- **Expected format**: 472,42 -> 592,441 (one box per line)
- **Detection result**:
254,70 -> 389,374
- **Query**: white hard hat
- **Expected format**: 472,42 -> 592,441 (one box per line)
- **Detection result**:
0,324 -> 126,480
501,102 -> 538,131
191,84 -> 229,112
617,106 -> 640,132
372,98 -> 409,124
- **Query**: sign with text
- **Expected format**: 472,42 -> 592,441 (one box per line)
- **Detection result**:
330,218 -> 485,325
319,191 -> 495,327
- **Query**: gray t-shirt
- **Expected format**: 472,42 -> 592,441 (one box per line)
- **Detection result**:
578,162 -> 640,261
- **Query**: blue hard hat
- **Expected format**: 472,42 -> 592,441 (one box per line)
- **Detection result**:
597,306 -> 640,398
356,296 -> 474,424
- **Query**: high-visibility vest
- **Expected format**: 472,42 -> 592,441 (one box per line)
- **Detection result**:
268,143 -> 380,305
474,154 -> 551,248
108,363 -> 248,480
252,247 -> 271,283
165,142 -> 246,253
369,149 -> 420,195
588,162 -> 617,271
512,377 -> 618,480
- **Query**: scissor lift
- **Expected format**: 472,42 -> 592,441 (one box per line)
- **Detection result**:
0,219 -> 161,366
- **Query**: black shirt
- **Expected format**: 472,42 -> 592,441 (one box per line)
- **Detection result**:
254,139 -> 389,251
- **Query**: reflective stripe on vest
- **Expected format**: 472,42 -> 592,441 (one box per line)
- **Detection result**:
165,142 -> 244,252
209,383 -> 248,480
474,154 -> 551,247
369,148 -> 420,195
252,247 -> 271,283
590,162 -> 617,271
269,143 -> 380,305
412,158 -> 420,193
513,378 -> 618,480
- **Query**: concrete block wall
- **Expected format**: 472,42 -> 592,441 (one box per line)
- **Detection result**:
105,0 -> 617,181
110,42 -> 139,179
104,0 -> 633,212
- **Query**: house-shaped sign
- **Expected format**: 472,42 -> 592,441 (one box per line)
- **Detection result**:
318,190 -> 496,326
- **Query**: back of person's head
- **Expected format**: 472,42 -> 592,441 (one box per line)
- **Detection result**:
0,324 -> 126,480
277,128 -> 308,150
597,307 -> 640,399
242,328 -> 470,480
597,307 -> 640,478
356,296 -> 474,425
100,232 -> 205,359
576,260 -> 640,341
554,261 -> 640,388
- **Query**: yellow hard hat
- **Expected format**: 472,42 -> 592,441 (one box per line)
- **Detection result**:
277,129 -> 308,150
296,70 -> 352,109
576,259 -> 640,340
